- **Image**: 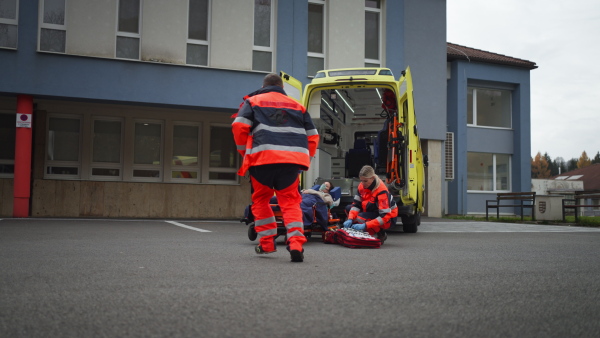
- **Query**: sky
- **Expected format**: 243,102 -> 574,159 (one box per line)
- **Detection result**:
446,0 -> 600,161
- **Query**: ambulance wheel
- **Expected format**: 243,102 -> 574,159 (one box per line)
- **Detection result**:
401,212 -> 420,233
248,224 -> 257,241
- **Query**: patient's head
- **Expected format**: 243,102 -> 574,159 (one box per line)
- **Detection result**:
319,181 -> 334,193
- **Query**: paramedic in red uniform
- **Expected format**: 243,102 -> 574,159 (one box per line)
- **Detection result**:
232,73 -> 319,262
343,165 -> 398,244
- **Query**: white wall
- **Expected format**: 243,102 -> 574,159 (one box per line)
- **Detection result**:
67,0 -> 117,58
328,0 -> 364,69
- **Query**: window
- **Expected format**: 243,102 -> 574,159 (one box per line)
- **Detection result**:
46,116 -> 81,177
467,87 -> 512,128
307,0 -> 325,77
467,152 -> 511,192
172,124 -> 200,181
39,0 -> 66,53
0,112 -> 15,176
252,0 -> 273,72
364,0 -> 381,67
116,0 -> 141,60
208,125 -> 237,181
91,118 -> 123,179
187,0 -> 209,66
132,121 -> 163,180
0,0 -> 18,49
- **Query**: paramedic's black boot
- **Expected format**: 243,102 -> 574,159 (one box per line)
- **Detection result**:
286,246 -> 304,263
255,245 -> 277,254
376,230 -> 387,245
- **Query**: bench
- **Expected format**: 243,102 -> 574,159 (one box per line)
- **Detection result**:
562,192 -> 600,222
486,192 -> 536,221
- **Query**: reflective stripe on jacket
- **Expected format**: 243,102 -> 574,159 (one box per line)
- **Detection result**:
348,179 -> 398,229
232,86 -> 319,176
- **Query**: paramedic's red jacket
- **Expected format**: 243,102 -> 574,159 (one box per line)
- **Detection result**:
232,86 -> 319,176
348,179 -> 398,231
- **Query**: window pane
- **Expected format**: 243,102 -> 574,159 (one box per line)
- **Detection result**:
467,88 -> 474,124
365,11 -> 379,60
92,168 -> 120,176
116,36 -> 139,59
47,166 -> 78,175
210,126 -> 236,168
254,0 -> 271,47
0,0 -> 18,19
476,88 -> 511,128
364,62 -> 379,68
186,43 -> 208,66
118,0 -> 140,33
365,0 -> 381,9
133,169 -> 159,177
40,28 -> 65,53
172,171 -> 198,179
43,0 -> 65,25
209,172 -> 236,180
48,117 -> 80,161
0,164 -> 14,174
307,56 -> 324,77
188,0 -> 208,40
308,4 -> 323,53
252,50 -> 271,72
0,24 -> 18,48
172,125 -> 198,166
467,152 -> 493,191
0,114 -> 16,160
134,123 -> 161,165
93,120 -> 121,163
496,154 -> 510,191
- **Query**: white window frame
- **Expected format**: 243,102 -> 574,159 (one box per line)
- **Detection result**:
467,152 -> 512,193
38,0 -> 67,53
186,0 -> 211,67
90,117 -> 124,181
252,0 -> 275,72
44,113 -> 82,180
467,87 -> 513,129
0,0 -> 19,49
364,0 -> 382,67
170,121 -> 202,183
307,0 -> 326,77
116,0 -> 142,60
205,123 -> 238,184
131,119 -> 164,182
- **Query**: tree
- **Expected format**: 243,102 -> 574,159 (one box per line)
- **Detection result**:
577,151 -> 592,168
531,152 -> 551,178
592,151 -> 600,164
543,152 -> 559,176
567,158 -> 578,172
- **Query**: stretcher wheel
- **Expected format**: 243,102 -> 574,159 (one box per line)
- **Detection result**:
248,224 -> 257,241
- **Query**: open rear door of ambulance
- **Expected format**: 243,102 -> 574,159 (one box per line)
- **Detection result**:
280,71 -> 303,103
397,67 -> 425,217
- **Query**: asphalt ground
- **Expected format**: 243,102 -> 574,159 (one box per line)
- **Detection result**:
1,218 -> 600,337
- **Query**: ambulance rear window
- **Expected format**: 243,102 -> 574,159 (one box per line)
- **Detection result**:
328,69 -> 378,77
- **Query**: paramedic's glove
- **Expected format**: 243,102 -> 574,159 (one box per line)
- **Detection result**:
343,220 -> 353,228
352,223 -> 366,231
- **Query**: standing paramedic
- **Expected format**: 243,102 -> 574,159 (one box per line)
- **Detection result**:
343,165 -> 398,244
232,73 -> 319,263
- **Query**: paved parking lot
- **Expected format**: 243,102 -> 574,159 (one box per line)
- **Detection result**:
2,218 -> 600,337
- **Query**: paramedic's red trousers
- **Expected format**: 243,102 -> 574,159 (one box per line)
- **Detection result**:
249,164 -> 306,252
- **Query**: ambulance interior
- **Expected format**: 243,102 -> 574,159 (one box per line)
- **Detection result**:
304,86 -> 398,195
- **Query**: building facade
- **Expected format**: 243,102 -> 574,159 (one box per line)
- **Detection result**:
0,0 -> 447,219
446,43 -> 537,215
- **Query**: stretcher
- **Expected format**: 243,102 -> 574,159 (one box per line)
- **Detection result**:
241,185 -> 342,242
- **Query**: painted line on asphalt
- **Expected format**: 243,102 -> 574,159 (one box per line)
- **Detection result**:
165,220 -> 211,233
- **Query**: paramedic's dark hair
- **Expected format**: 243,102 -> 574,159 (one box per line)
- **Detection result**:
263,73 -> 284,88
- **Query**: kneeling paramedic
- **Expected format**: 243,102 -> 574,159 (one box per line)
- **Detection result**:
232,73 -> 319,262
343,165 -> 397,244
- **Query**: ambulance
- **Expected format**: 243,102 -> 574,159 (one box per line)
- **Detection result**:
281,67 -> 427,233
